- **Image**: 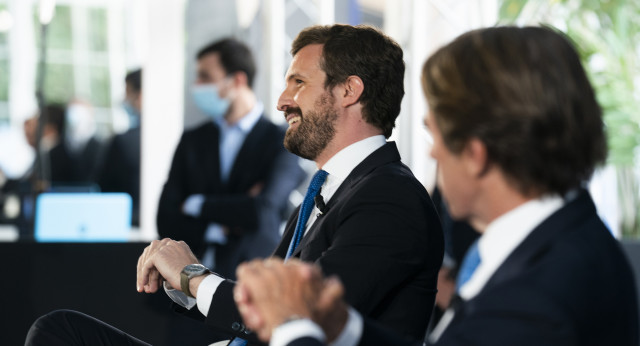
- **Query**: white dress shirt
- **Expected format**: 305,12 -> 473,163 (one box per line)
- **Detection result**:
165,135 -> 387,320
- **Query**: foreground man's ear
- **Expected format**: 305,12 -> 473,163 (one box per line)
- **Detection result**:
340,75 -> 364,108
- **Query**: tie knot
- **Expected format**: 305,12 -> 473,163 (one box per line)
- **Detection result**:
308,169 -> 328,193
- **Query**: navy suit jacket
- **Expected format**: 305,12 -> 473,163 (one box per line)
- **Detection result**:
202,142 -> 444,344
157,116 -> 305,279
356,189 -> 639,346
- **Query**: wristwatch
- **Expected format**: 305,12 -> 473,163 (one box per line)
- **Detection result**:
180,263 -> 210,298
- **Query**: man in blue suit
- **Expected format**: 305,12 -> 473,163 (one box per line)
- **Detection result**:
232,26 -> 640,346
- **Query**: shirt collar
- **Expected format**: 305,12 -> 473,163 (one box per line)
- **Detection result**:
459,194 -> 564,300
321,135 -> 386,181
216,102 -> 264,133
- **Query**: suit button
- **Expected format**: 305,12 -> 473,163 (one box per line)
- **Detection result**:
231,322 -> 244,332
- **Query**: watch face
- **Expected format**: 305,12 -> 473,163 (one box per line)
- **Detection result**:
184,263 -> 206,274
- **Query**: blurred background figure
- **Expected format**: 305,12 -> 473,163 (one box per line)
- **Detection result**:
0,104 -> 74,236
64,99 -> 102,185
98,69 -> 142,226
24,104 -> 74,186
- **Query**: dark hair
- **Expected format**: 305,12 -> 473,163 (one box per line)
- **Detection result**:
125,69 -> 142,92
42,104 -> 67,137
197,38 -> 256,88
291,24 -> 405,138
422,26 -> 607,196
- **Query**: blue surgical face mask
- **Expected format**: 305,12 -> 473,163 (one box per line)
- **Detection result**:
122,100 -> 140,129
192,83 -> 230,120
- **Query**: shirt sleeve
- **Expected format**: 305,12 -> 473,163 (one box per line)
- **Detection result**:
182,194 -> 205,217
196,273 -> 226,316
269,306 -> 363,346
331,307 -> 363,346
163,274 -> 225,316
271,319 -> 326,346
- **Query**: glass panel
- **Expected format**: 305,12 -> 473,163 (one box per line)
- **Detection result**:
87,7 -> 108,51
0,59 -> 8,101
34,5 -> 72,50
0,3 -> 7,45
89,65 -> 110,107
41,63 -> 74,104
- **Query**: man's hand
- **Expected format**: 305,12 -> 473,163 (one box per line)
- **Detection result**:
136,238 -> 200,295
247,182 -> 264,197
234,259 -> 349,342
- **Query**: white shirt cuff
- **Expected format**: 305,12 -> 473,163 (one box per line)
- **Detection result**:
164,281 -> 197,310
271,319 -> 326,346
163,274 -> 224,317
330,306 -> 363,346
196,273 -> 225,316
182,194 -> 205,217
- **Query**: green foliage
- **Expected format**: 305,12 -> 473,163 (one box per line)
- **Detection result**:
500,0 -> 640,237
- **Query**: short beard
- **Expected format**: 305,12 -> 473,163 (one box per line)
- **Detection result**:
284,92 -> 338,161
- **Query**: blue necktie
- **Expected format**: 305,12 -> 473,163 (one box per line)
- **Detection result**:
286,170 -> 328,259
230,172 -> 327,346
456,240 -> 481,292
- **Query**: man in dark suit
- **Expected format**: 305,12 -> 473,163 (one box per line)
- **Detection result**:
142,24 -> 442,344
230,26 -> 640,346
98,69 -> 142,225
25,24 -> 443,346
157,38 -> 305,279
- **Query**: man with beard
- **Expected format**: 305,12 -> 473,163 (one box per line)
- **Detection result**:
25,24 -> 443,346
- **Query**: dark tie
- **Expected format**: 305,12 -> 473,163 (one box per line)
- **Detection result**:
286,169 -> 328,259
455,240 -> 481,292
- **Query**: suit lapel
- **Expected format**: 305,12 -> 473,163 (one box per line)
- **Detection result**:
197,122 -> 222,192
288,142 -> 402,258
273,206 -> 300,258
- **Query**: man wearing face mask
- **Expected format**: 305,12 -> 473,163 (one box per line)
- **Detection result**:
98,69 -> 142,226
157,38 -> 305,282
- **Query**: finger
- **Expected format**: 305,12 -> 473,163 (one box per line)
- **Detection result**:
233,282 -> 249,305
136,254 -> 144,292
235,284 -> 264,331
145,268 -> 161,293
136,243 -> 153,292
137,242 -> 159,292
318,276 -> 345,310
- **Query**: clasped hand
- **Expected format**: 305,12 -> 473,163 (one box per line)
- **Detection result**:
136,238 -> 199,294
234,258 -> 349,342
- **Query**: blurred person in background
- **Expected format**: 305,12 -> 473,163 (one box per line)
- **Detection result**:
64,99 -> 103,185
98,69 -> 142,226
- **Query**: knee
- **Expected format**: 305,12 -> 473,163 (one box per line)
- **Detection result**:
32,309 -> 80,327
26,309 -> 82,345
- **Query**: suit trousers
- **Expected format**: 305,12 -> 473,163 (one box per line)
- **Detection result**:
25,309 -> 150,346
